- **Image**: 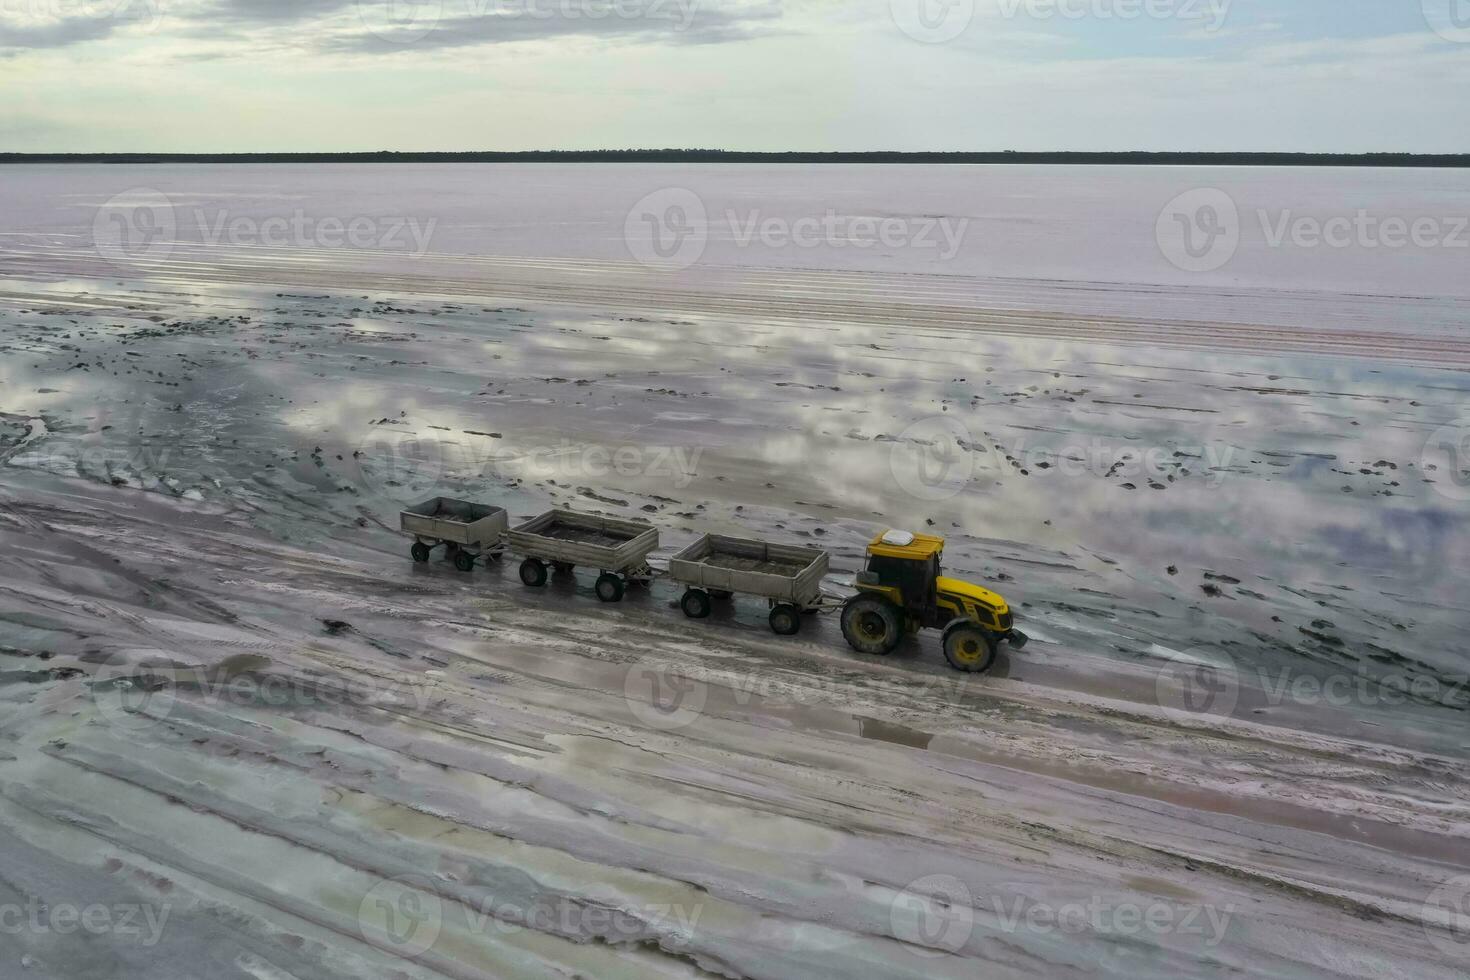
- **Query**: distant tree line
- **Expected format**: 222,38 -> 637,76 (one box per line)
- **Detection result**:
3,150 -> 1467,167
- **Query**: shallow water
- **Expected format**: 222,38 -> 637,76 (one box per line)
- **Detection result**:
2,276 -> 1465,746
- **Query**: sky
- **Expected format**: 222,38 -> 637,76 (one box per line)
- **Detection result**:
1,0 -> 1468,152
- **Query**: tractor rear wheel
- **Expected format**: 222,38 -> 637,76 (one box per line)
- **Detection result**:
942,623 -> 998,673
841,596 -> 901,655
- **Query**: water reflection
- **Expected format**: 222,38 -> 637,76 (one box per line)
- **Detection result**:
3,276 -> 1465,712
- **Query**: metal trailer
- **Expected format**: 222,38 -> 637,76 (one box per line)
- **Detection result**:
401,497 -> 509,572
507,508 -> 660,603
668,533 -> 832,635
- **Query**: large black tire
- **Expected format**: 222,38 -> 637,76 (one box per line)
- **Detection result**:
410,542 -> 431,563
943,623 -> 998,674
519,558 -> 548,587
681,589 -> 712,619
841,595 -> 902,655
453,549 -> 476,573
595,573 -> 626,603
769,604 -> 801,636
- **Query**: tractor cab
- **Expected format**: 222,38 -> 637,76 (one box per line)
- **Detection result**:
844,529 -> 1028,672
856,529 -> 945,625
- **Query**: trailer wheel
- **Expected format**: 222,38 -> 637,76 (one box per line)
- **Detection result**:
595,573 -> 626,603
680,589 -> 712,619
519,558 -> 548,588
942,623 -> 998,674
453,550 -> 476,573
410,542 -> 431,563
840,595 -> 902,655
769,604 -> 801,636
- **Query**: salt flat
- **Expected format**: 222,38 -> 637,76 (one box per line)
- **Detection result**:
0,164 -> 1467,978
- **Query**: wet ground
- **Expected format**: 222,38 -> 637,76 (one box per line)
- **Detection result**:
1,265 -> 1468,978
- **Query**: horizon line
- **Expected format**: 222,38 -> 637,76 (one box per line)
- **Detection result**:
5,150 -> 1469,167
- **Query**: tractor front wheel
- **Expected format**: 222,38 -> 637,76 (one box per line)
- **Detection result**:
942,623 -> 998,674
841,596 -> 902,655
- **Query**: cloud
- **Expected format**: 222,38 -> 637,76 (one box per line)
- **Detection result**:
326,0 -> 787,53
204,0 -> 359,24
0,0 -> 788,56
0,12 -> 130,52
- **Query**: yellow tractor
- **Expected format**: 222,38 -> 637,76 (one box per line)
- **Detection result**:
841,530 -> 1028,673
